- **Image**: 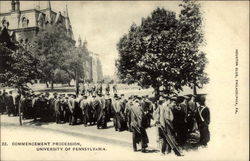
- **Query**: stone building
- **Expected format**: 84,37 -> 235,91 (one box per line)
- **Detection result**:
90,52 -> 103,83
0,0 -> 103,84
77,36 -> 103,83
0,0 -> 73,43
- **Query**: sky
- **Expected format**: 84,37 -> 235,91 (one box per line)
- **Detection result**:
0,1 -> 249,78
0,1 -> 181,77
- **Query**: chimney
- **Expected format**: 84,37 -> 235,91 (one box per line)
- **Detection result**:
11,0 -> 15,11
15,0 -> 20,11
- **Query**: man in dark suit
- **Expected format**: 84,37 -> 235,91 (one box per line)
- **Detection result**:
80,95 -> 89,126
1,90 -> 7,114
196,95 -> 210,146
0,91 -> 4,114
14,92 -> 21,116
55,95 -> 62,124
6,91 -> 15,116
130,96 -> 149,152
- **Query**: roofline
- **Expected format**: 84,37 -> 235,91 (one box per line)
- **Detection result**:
0,9 -> 40,16
1,9 -> 67,19
9,26 -> 39,32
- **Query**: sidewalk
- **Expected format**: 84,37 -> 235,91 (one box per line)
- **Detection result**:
1,115 -> 179,161
0,115 -> 158,150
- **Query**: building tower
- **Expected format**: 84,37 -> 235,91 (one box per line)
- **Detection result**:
45,0 -> 52,24
36,1 -> 41,10
15,0 -> 20,11
11,0 -> 15,11
10,0 -> 21,28
83,38 -> 87,48
47,0 -> 51,10
78,35 -> 82,47
65,5 -> 71,35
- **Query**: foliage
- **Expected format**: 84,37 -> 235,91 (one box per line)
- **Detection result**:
177,0 -> 209,89
0,42 -> 41,89
54,69 -> 71,84
31,24 -> 75,88
61,46 -> 85,80
116,0 -> 208,96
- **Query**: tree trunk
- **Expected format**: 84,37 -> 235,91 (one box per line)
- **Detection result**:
193,84 -> 197,95
154,84 -> 160,101
18,88 -> 22,126
51,80 -> 54,89
68,82 -> 71,87
75,71 -> 79,96
46,81 -> 49,88
19,101 -> 22,126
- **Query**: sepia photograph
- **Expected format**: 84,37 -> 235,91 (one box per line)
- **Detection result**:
0,0 -> 249,160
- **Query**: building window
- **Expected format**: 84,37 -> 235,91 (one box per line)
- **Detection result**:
1,19 -> 9,28
37,13 -> 44,28
22,17 -> 29,27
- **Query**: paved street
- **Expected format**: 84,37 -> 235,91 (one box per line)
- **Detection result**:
0,113 -> 245,161
0,115 -> 170,160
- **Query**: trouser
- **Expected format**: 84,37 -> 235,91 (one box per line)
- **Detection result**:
132,131 -> 137,151
82,114 -> 88,126
69,114 -> 75,125
158,127 -> 171,154
69,110 -> 77,125
14,104 -> 19,116
55,111 -> 64,123
55,112 -> 60,123
63,110 -> 68,123
113,114 -> 121,131
175,123 -> 188,146
132,127 -> 148,151
6,105 -> 14,116
198,123 -> 210,146
0,104 -> 4,114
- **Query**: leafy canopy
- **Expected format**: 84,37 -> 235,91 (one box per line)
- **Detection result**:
116,1 -> 208,96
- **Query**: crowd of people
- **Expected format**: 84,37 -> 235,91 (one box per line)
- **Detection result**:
80,82 -> 118,96
0,87 -> 210,156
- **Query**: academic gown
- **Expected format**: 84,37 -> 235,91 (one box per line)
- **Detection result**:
130,102 -> 149,148
195,105 -> 210,146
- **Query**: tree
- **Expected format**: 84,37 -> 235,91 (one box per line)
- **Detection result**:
62,46 -> 85,95
0,27 -> 40,91
177,0 -> 209,94
117,8 -> 183,97
117,1 -> 208,97
54,69 -> 72,85
31,24 -> 75,89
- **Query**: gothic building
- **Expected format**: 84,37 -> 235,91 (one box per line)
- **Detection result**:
0,0 -> 73,43
0,0 -> 103,83
77,36 -> 103,83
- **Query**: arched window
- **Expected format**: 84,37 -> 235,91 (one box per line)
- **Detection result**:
26,19 -> 29,27
37,13 -> 44,28
22,17 -> 29,27
1,19 -> 9,28
1,19 -> 6,26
